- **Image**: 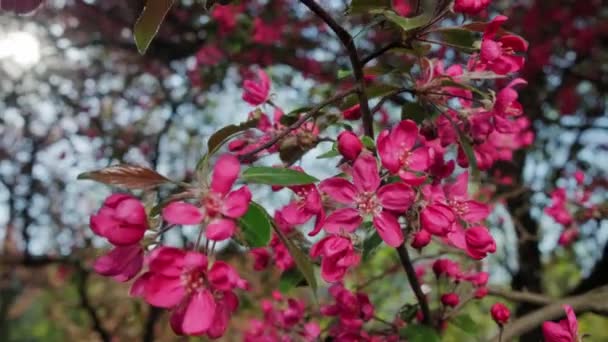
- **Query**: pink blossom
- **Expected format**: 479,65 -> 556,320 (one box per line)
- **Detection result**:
420,172 -> 490,236
195,45 -> 224,66
320,154 -> 415,247
310,235 -> 360,282
441,293 -> 460,307
242,70 -> 271,106
432,258 -> 462,279
471,15 -> 529,75
132,247 -> 246,337
465,271 -> 489,287
211,4 -> 242,34
252,18 -> 283,45
93,244 -> 143,282
277,170 -> 324,235
545,188 -> 573,226
378,120 -> 429,185
321,284 -> 374,331
491,302 -> 510,325
454,0 -> 491,15
474,287 -> 489,299
90,194 -> 148,246
337,131 -> 363,161
270,234 -> 295,271
542,305 -> 579,342
162,154 -> 251,241
464,226 -> 496,259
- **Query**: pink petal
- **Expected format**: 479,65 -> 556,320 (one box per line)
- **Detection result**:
206,218 -> 236,241
373,211 -> 404,247
352,154 -> 380,193
319,178 -> 357,204
564,305 -> 578,338
462,200 -> 490,222
222,186 -> 252,218
173,290 -> 216,335
377,183 -> 415,212
211,154 -> 240,195
105,225 -> 146,246
114,198 -> 147,225
408,147 -> 430,171
323,208 -> 362,234
378,129 -> 400,173
281,204 -> 313,225
162,202 -> 204,225
446,172 -> 469,199
392,120 -> 418,150
143,274 -> 185,308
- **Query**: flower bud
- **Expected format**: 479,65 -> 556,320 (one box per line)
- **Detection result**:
410,230 -> 431,249
491,303 -> 510,325
337,131 -> 363,161
441,293 -> 460,307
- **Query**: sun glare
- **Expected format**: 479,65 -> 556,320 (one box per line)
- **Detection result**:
0,31 -> 41,66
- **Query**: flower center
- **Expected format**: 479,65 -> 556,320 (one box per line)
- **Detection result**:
449,200 -> 468,217
355,192 -> 382,216
182,270 -> 206,293
203,192 -> 223,217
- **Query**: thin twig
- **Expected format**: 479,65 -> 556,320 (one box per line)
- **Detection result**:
396,243 -> 432,326
299,0 -> 374,137
238,88 -> 357,161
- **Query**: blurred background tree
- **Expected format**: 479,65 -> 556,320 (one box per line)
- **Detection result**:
0,0 -> 606,341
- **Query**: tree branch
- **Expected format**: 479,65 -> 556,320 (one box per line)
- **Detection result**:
299,0 -> 374,137
396,244 -> 432,326
75,266 -> 111,342
489,287 -> 608,342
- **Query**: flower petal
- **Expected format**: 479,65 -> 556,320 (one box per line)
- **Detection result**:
222,186 -> 252,218
206,218 -> 236,241
211,154 -> 240,195
377,183 -> 415,212
352,154 -> 380,193
373,211 -> 404,247
162,202 -> 205,225
323,208 -> 362,234
319,177 -> 357,204
176,290 -> 216,335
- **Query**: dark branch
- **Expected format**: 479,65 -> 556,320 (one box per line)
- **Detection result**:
396,244 -> 432,326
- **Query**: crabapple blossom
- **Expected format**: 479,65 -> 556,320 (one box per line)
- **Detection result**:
162,154 -> 251,241
90,194 -> 148,246
320,153 -> 415,247
542,305 -> 579,342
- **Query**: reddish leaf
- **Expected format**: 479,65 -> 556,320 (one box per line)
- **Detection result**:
78,165 -> 171,189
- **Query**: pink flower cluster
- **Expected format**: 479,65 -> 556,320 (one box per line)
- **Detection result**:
244,292 -> 320,342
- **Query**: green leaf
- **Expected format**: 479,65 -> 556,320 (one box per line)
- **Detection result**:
401,102 -> 427,123
242,167 -> 318,186
450,314 -> 478,334
207,118 -> 259,155
317,143 -> 341,159
435,27 -> 479,52
373,9 -> 431,33
363,230 -> 383,261
399,325 -> 441,342
348,0 -> 391,14
272,223 -> 318,297
278,268 -> 306,293
133,0 -> 175,54
238,202 -> 272,247
361,136 -> 375,150
459,135 -> 479,179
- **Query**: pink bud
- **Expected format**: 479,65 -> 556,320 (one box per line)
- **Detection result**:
342,104 -> 362,120
474,286 -> 489,299
491,302 -> 510,325
411,230 -> 431,249
337,131 -> 363,161
441,293 -> 460,307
